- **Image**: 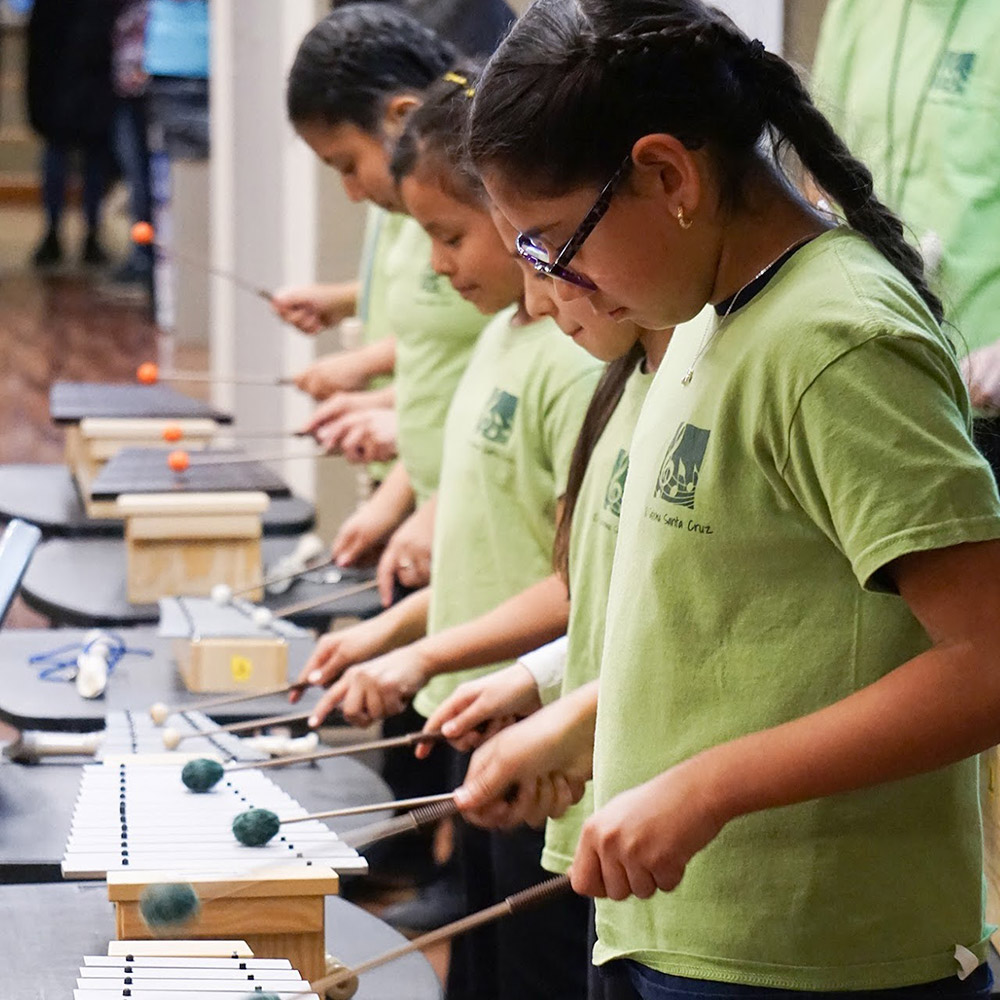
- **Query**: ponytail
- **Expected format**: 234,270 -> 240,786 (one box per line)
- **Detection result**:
554,343 -> 645,586
469,0 -> 943,324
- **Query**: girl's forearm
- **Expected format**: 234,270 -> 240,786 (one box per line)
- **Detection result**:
418,574 -> 570,679
702,637 -> 1000,826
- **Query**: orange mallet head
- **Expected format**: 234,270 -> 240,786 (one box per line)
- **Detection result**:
131,221 -> 155,246
162,423 -> 183,443
137,361 -> 159,385
167,450 -> 190,473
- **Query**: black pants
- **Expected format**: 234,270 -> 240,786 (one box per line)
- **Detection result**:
445,753 -> 590,1000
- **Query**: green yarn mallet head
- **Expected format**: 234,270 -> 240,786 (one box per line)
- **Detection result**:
240,995 -> 279,1000
139,882 -> 200,929
233,807 -> 281,846
181,758 -> 225,792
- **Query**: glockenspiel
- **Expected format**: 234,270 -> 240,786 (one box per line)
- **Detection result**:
73,938 -> 320,999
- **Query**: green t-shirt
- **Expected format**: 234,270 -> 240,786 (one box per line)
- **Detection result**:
592,229 -> 1000,990
386,217 -> 491,504
541,359 -> 654,875
413,305 -> 602,717
811,0 -> 1000,354
357,206 -> 406,482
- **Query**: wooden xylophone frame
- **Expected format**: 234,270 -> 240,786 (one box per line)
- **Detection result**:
107,867 -> 339,983
65,417 -> 217,519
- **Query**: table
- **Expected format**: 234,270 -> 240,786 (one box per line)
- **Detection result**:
0,463 -> 315,537
0,881 -> 442,999
0,751 -> 393,884
0,627 -> 325,733
19,536 -> 382,629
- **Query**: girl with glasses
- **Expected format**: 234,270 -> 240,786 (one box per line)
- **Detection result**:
451,1 -> 1000,997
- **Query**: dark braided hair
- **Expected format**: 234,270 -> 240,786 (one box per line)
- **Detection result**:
287,3 -> 456,134
468,0 -> 943,323
390,64 -> 486,205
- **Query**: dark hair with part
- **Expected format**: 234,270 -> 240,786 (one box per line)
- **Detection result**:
391,65 -> 485,204
287,3 -> 456,133
553,342 -> 644,584
468,0 -> 943,323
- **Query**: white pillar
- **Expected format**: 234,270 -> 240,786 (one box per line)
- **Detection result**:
209,0 -> 365,510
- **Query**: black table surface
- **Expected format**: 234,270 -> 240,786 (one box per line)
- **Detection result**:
0,626 -> 329,733
0,750 -> 392,884
19,537 -> 381,629
50,382 -> 231,423
0,881 -> 442,1000
0,463 -> 315,537
91,447 -> 292,500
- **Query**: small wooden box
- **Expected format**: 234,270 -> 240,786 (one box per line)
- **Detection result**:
117,491 -> 268,604
108,866 -> 340,982
66,417 -> 217,519
175,635 -> 289,694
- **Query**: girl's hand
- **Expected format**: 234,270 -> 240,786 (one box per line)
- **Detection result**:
294,349 -> 376,400
272,283 -> 353,335
308,646 -> 431,727
417,664 -> 542,758
376,500 -> 435,605
302,390 -> 381,437
454,683 -> 597,830
961,340 -> 1000,412
292,616 -> 396,704
332,501 -> 396,567
317,408 -> 398,464
570,757 -> 729,901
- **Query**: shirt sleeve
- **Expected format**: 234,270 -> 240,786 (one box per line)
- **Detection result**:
517,635 -> 568,706
780,331 -> 1000,591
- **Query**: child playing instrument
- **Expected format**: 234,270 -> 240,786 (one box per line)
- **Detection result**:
301,66 -> 603,1000
285,5 -> 490,590
452,1 -> 1000,997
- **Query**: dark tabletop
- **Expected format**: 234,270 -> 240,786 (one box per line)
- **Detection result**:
50,382 -> 232,423
0,626 -> 329,732
19,537 -> 381,629
90,447 -> 292,500
0,463 -> 315,537
0,881 -> 442,999
0,750 -> 393,884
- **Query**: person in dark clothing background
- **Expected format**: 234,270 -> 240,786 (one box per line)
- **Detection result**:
26,0 -> 117,268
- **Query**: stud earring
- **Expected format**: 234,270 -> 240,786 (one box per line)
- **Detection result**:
677,207 -> 693,230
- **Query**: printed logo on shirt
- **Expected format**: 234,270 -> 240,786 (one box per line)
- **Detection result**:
477,389 -> 519,445
931,52 -> 976,96
603,449 -> 629,517
654,423 -> 710,509
420,267 -> 443,295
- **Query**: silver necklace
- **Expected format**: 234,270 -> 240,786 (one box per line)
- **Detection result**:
681,238 -> 813,386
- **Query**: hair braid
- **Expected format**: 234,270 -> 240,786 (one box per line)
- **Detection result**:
751,52 -> 944,323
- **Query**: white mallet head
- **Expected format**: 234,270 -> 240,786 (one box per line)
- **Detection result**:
252,606 -> 274,629
161,727 -> 182,751
210,583 -> 233,606
149,702 -> 169,726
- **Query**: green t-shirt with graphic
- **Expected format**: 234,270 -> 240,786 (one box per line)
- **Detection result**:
357,206 -> 406,482
541,360 -> 654,875
385,217 -> 491,504
413,305 -> 602,717
811,0 -> 1000,354
592,229 -> 1000,991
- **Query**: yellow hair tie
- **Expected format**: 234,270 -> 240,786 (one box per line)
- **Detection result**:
443,70 -> 475,99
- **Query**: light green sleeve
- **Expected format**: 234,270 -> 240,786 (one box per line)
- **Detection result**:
780,332 -> 1000,591
542,366 -> 602,497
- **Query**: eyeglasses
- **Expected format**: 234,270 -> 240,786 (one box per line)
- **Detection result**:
515,155 -> 631,291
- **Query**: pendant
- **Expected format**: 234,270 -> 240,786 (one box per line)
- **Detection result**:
681,369 -> 693,386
